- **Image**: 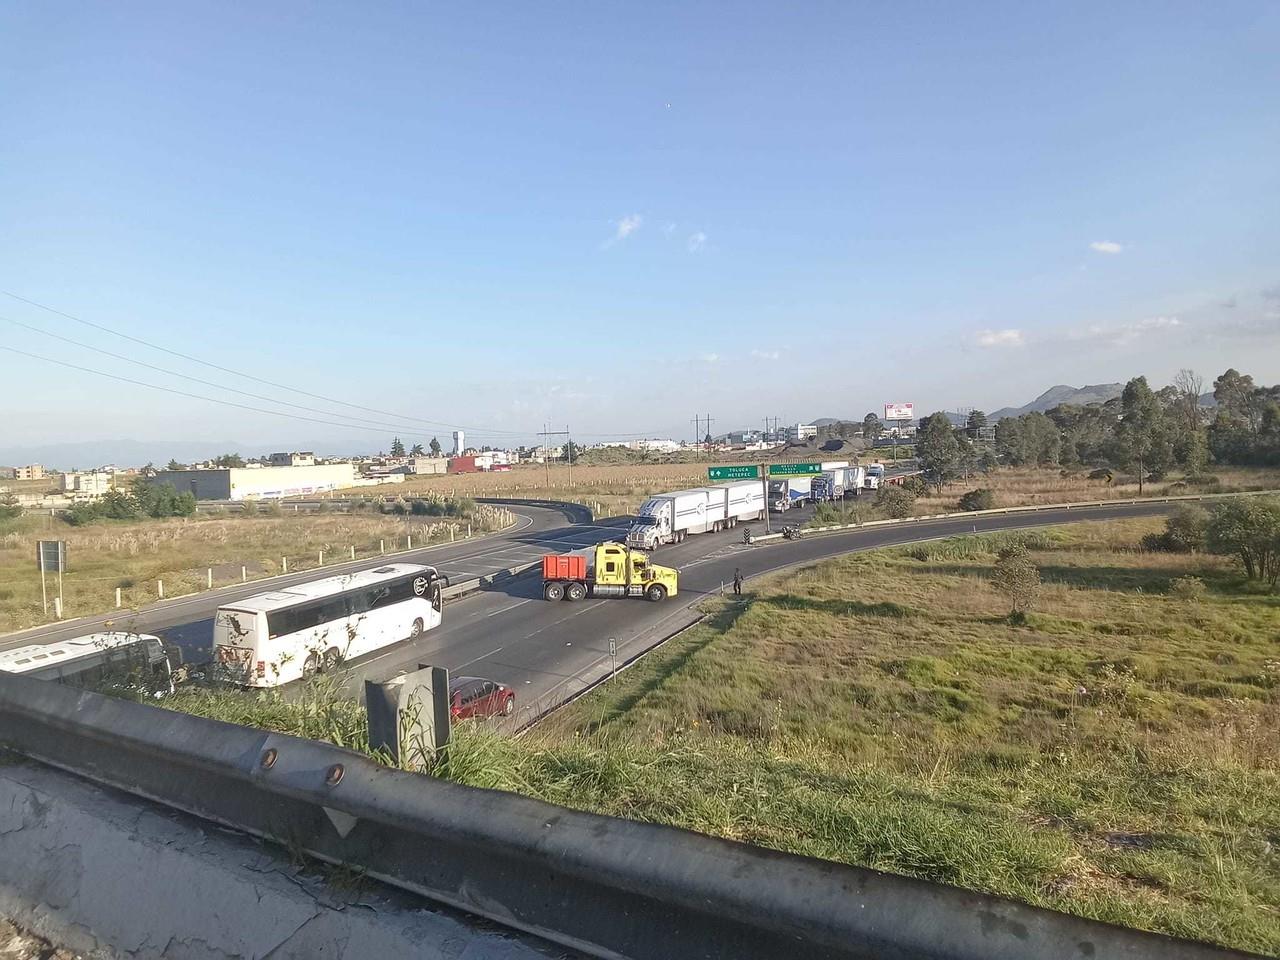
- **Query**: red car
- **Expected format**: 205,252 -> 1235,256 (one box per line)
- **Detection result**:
449,676 -> 515,720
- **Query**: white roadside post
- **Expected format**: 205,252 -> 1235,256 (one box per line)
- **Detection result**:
157,580 -> 164,599
115,587 -> 122,608
207,568 -> 213,589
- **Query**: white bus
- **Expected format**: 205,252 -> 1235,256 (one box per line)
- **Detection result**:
0,632 -> 176,696
212,563 -> 445,687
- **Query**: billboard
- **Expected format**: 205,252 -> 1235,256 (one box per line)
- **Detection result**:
884,402 -> 914,422
36,540 -> 67,573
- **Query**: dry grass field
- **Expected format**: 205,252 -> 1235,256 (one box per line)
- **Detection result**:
0,504 -> 513,634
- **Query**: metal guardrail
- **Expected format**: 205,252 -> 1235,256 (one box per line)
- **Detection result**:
0,671 -> 1256,960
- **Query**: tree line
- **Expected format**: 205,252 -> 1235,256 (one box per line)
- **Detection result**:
912,368 -> 1280,491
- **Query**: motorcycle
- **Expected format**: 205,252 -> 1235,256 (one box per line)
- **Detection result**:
782,524 -> 803,541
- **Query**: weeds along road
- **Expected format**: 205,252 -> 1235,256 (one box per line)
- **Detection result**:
5,498 -> 1182,726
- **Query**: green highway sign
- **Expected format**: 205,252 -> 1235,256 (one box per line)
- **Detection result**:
708,465 -> 760,481
767,462 -> 822,476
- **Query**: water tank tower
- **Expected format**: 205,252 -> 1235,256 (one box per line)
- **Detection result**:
452,430 -> 464,455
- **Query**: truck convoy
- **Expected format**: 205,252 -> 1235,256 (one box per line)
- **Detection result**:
542,543 -> 678,601
626,480 -> 765,550
767,476 -> 813,512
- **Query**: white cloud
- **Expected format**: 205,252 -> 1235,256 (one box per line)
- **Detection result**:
1071,315 -> 1180,346
614,214 -> 643,242
703,352 -> 719,364
973,328 -> 1025,348
687,231 -> 707,253
1089,240 -> 1124,254
750,349 -> 780,361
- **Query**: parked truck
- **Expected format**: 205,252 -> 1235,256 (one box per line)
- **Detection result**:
625,481 -> 764,550
864,462 -> 885,491
541,543 -> 678,602
768,476 -> 813,511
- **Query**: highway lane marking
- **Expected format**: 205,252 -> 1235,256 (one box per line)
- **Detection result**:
486,599 -> 534,617
456,646 -> 504,669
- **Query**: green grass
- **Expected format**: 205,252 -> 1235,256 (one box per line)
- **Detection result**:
149,517 -> 1280,953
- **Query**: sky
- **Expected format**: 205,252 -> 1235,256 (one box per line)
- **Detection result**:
2,1 -> 1278,457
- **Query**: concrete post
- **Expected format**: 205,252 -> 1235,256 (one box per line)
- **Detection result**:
350,545 -> 355,560
115,587 -> 121,608
319,550 -> 324,566
158,580 -> 164,599
53,597 -> 63,619
380,539 -> 385,554
407,535 -> 412,550
207,568 -> 213,589
450,526 -> 455,542
241,566 -> 247,582
467,523 -> 472,538
365,664 -> 451,770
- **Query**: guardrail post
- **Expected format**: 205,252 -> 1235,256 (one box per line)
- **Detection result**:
365,664 -> 451,770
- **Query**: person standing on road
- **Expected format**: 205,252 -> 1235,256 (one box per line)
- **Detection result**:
732,568 -> 743,596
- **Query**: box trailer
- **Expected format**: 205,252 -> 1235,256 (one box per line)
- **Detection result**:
716,480 -> 767,526
627,488 -> 725,550
812,468 -> 850,502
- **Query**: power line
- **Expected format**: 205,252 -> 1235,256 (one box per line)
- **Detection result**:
0,289 -> 529,437
0,313 -> 452,437
0,344 -> 482,435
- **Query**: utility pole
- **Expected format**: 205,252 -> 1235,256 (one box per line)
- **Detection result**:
538,426 -> 571,486
703,414 -> 715,456
691,415 -> 701,451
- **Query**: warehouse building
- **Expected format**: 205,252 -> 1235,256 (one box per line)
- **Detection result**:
150,463 -> 357,501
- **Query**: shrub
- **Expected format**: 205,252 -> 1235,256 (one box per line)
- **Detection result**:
1184,474 -> 1221,488
410,498 -> 431,516
876,486 -> 916,519
958,488 -> 995,512
0,493 -> 21,521
992,542 -> 1040,618
1206,496 -> 1280,584
1087,468 -> 1113,482
62,502 -> 100,526
901,476 -> 928,497
1169,576 -> 1207,601
1142,505 -> 1209,552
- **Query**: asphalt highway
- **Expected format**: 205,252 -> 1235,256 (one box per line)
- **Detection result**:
4,498 -> 1181,725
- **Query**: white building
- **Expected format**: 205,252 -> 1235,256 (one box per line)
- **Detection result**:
784,424 -> 818,442
150,462 -> 358,501
627,438 -> 682,454
61,471 -> 113,499
268,451 -> 316,467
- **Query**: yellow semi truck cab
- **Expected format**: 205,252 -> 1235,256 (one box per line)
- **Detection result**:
541,543 -> 679,602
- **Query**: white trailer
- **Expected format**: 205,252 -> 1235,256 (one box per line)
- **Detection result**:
627,488 -> 724,550
847,465 -> 867,495
716,480 -> 766,525
863,463 -> 885,491
812,468 -> 849,501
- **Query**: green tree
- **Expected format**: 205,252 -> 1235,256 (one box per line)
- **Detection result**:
1206,496 -> 1280,584
429,437 -> 442,457
409,443 -> 424,456
96,489 -> 142,520
214,453 -> 245,468
966,409 -> 987,437
1116,377 -> 1170,494
862,414 -> 883,442
0,493 -> 21,520
992,542 -> 1040,619
165,459 -> 185,472
390,437 -> 406,457
916,412 -> 963,490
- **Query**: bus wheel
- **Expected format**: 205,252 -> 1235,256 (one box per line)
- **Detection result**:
302,653 -> 320,679
566,581 -> 587,601
544,582 -> 565,601
646,584 -> 668,602
410,618 -> 425,639
322,647 -> 342,671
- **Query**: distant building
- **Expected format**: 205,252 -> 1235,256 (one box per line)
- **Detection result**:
627,438 -> 682,454
452,430 -> 465,456
149,462 -> 357,501
268,451 -> 316,467
61,471 -> 113,499
783,424 -> 817,442
394,457 -> 448,476
14,464 -> 44,481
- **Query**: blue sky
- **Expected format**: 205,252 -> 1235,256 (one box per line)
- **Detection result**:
2,1 -> 1278,454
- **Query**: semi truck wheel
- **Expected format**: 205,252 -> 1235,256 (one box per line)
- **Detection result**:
566,581 -> 587,601
646,584 -> 668,602
544,582 -> 565,601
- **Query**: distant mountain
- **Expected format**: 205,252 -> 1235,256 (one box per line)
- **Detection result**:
990,383 -> 1124,421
